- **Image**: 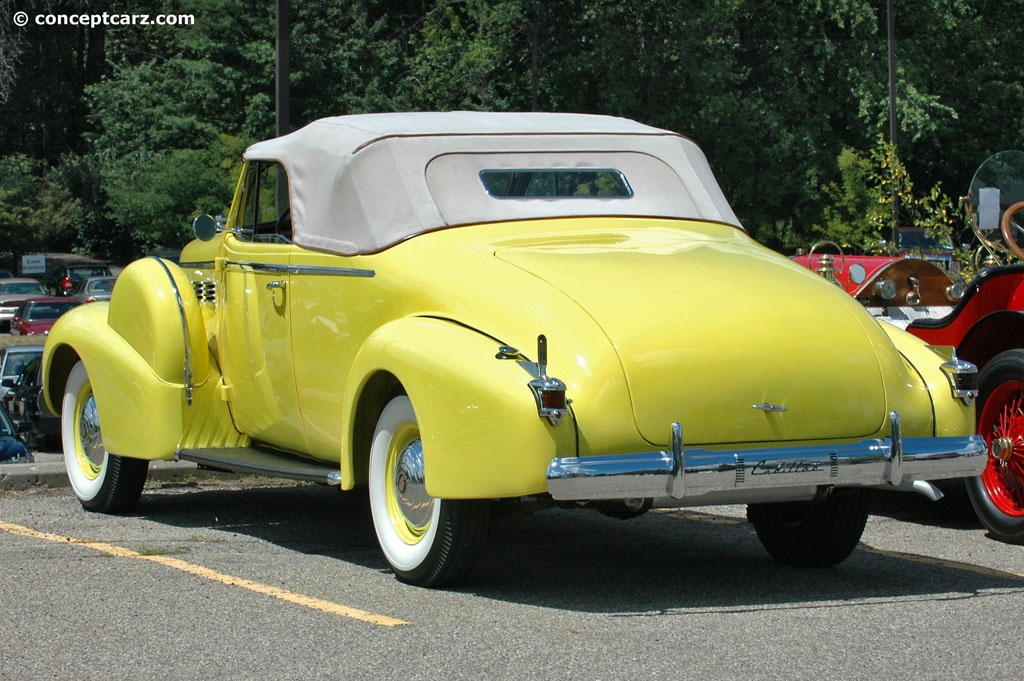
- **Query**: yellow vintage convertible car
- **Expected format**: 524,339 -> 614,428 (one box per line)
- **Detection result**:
43,112 -> 986,586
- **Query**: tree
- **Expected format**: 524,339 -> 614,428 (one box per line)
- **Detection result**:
0,154 -> 78,270
2,0 -> 1023,263
401,0 -> 534,111
813,137 -> 971,273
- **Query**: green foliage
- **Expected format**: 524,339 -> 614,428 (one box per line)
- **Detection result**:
0,0 -> 1021,265
0,154 -> 78,270
70,0 -> 275,257
99,135 -> 243,254
816,147 -> 879,251
403,0 -> 533,111
290,1 -> 409,117
814,136 -> 970,273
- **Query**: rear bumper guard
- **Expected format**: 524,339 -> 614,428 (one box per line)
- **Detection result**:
546,412 -> 986,502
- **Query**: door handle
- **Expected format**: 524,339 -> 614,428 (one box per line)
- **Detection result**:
266,280 -> 286,291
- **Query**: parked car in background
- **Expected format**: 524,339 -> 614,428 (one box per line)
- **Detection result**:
0,344 -> 43,401
0,405 -> 31,463
0,279 -> 49,332
0,268 -> 13,279
47,261 -> 112,297
897,227 -> 959,273
72,276 -> 118,304
10,298 -> 79,336
42,112 -> 985,586
5,356 -> 58,450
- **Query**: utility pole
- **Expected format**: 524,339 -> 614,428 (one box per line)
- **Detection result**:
531,3 -> 539,111
275,0 -> 290,219
887,0 -> 898,247
276,0 -> 290,139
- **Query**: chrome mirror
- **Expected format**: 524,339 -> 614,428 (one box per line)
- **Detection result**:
192,214 -> 218,242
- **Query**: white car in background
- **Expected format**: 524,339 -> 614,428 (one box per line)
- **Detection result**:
0,343 -> 43,402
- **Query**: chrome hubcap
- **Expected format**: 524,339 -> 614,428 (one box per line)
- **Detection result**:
992,436 -> 1015,462
393,440 -> 431,527
78,395 -> 105,467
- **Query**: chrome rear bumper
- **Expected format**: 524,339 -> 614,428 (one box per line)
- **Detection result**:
546,412 -> 986,503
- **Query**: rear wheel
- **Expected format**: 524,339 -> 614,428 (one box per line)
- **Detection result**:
747,489 -> 869,567
966,350 -> 1024,542
368,395 -> 489,587
62,361 -> 148,513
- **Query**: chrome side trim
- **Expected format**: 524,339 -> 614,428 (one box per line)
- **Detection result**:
178,260 -> 216,269
547,415 -> 986,503
886,411 -> 903,484
224,260 -> 376,278
150,257 -> 194,406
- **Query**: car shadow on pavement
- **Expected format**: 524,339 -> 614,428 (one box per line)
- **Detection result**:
127,481 -> 1022,616
867,481 -> 982,529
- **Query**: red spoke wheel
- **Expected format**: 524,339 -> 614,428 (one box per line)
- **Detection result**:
967,350 -> 1024,542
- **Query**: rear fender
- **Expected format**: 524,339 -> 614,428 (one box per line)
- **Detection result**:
342,317 -> 576,499
879,322 -> 974,437
957,311 -> 1024,369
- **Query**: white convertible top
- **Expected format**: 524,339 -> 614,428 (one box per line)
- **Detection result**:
244,112 -> 742,255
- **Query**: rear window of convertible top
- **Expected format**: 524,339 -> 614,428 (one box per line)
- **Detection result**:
479,169 -> 633,199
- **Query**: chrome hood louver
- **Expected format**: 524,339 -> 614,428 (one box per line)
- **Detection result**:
192,280 -> 216,303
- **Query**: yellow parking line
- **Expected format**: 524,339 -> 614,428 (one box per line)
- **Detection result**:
0,520 -> 411,627
861,545 -> 1024,582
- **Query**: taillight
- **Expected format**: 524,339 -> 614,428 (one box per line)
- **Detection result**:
931,346 -> 978,405
529,375 -> 568,425
527,335 -> 568,425
496,335 -> 571,426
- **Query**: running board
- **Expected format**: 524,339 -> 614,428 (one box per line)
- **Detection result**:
177,448 -> 342,485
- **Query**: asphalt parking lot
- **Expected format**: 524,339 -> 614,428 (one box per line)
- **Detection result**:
4,456 -> 1024,680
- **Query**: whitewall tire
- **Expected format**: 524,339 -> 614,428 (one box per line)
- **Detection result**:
368,395 -> 489,587
61,361 -> 148,513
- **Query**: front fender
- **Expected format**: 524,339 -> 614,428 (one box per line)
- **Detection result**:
43,258 -> 243,460
343,317 -> 577,499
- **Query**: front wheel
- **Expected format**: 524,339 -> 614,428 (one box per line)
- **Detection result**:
966,350 -> 1024,542
747,489 -> 869,567
62,361 -> 148,513
368,395 -> 489,587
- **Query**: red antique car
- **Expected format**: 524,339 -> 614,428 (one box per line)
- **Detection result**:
796,150 -> 1024,541
900,264 -> 1024,541
796,231 -> 1024,541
